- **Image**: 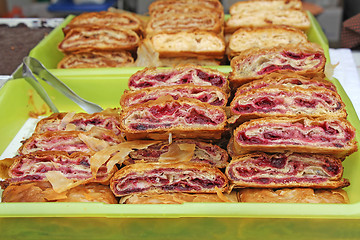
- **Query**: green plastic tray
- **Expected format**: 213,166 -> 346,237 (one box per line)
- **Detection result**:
1,12 -> 360,240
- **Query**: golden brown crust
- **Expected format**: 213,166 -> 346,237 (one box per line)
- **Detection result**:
57,51 -> 134,69
238,188 -> 349,204
225,152 -> 348,189
229,43 -> 326,88
58,26 -> 140,54
232,117 -> 358,158
120,192 -> 238,204
119,97 -> 227,140
110,162 -> 229,197
120,84 -> 228,108
2,182 -> 117,203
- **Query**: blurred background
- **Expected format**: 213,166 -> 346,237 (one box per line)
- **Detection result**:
1,0 -> 359,48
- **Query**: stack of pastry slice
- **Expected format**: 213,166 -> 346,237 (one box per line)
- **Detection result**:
136,0 -> 226,67
57,11 -> 143,68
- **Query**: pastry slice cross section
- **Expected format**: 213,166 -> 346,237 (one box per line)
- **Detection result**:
110,162 -> 229,197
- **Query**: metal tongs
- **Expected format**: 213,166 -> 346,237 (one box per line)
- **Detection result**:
10,56 -> 103,114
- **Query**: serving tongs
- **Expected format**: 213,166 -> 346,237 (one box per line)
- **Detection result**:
11,56 -> 103,114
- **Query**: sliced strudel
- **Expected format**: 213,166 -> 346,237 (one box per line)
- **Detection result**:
110,162 -> 229,197
226,152 -> 349,189
229,43 -> 326,88
124,139 -> 229,168
6,151 -> 116,184
57,51 -> 134,69
34,109 -> 122,135
63,11 -> 143,35
146,13 -> 223,36
149,31 -> 225,59
120,85 -> 228,108
231,117 -> 357,157
119,98 -> 227,140
229,0 -> 303,15
58,26 -> 140,54
227,26 -> 308,59
230,85 -> 347,122
128,65 -> 229,93
2,182 -> 117,203
235,73 -> 337,95
18,128 -> 123,155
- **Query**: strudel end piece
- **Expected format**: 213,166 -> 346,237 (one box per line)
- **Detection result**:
232,117 -> 358,157
119,98 -> 227,140
110,162 -> 229,197
226,152 -> 348,189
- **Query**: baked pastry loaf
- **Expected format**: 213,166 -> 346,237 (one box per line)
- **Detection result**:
120,85 -> 228,108
110,162 -> 229,197
149,31 -> 225,58
120,192 -> 238,204
235,73 -> 337,95
58,26 -> 140,54
229,85 -> 347,121
146,13 -> 223,36
6,151 -> 117,184
226,9 -> 310,33
232,117 -> 358,157
227,26 -> 308,58
149,0 -> 224,15
34,109 -> 122,136
238,188 -> 349,204
2,182 -> 117,203
62,11 -> 143,35
57,51 -> 134,69
229,0 -> 303,15
18,128 -> 123,155
128,65 -> 229,93
124,139 -> 229,168
119,98 -> 227,140
226,152 -> 349,189
229,43 -> 326,88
